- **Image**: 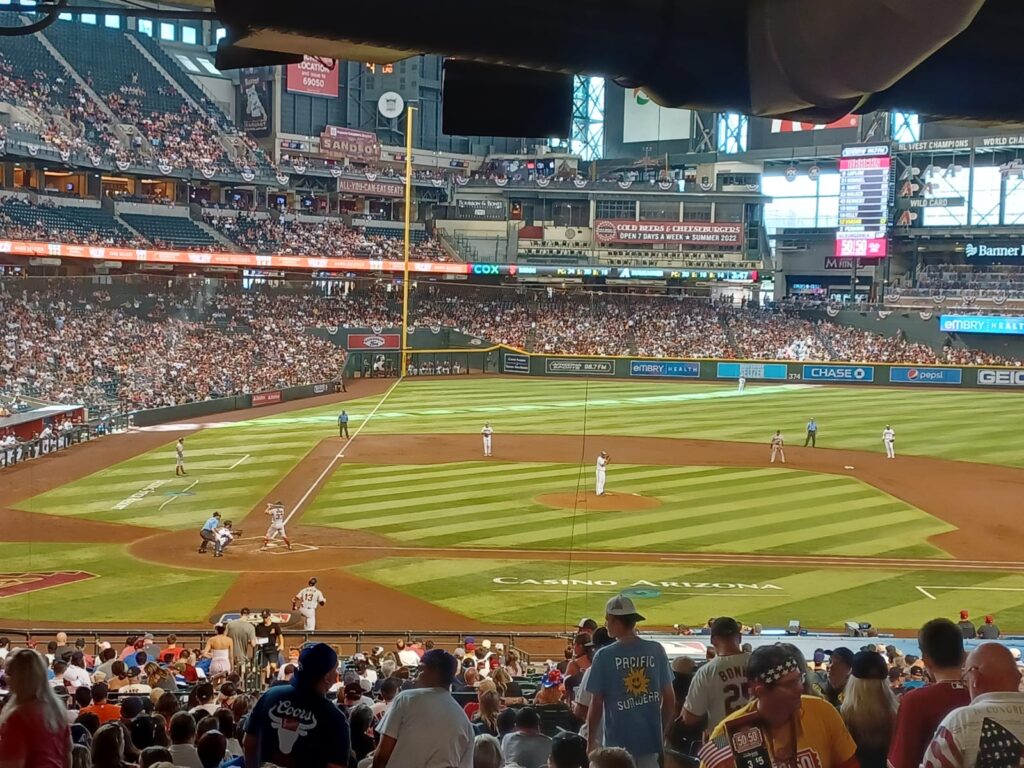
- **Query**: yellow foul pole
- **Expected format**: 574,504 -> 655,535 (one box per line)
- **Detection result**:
400,105 -> 415,377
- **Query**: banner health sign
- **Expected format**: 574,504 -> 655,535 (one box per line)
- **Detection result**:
545,358 -> 616,375
939,315 -> 1024,336
889,366 -> 963,385
717,362 -> 788,380
503,354 -> 530,374
630,361 -> 700,378
802,364 -> 875,382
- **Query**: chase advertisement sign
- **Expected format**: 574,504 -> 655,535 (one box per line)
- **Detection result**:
802,365 -> 874,382
889,367 -> 963,385
545,359 -> 616,376
629,361 -> 700,378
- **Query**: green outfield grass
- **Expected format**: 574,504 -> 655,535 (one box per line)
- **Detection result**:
303,462 -> 952,558
351,557 -> 1024,630
0,543 -> 230,623
9,376 -> 1024,628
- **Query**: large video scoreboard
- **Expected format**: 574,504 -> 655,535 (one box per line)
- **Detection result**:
836,144 -> 892,258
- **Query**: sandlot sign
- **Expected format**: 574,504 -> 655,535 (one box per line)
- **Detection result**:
492,577 -> 782,591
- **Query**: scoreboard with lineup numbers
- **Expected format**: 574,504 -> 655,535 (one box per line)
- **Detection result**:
836,144 -> 892,258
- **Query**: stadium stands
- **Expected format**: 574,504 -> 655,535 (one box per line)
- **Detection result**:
0,197 -> 142,246
119,213 -> 219,249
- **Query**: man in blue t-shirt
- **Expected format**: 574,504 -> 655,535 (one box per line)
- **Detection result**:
338,410 -> 350,439
198,512 -> 220,554
243,642 -> 349,768
584,594 -> 675,768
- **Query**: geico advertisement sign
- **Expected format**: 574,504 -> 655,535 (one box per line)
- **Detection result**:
978,369 -> 1024,386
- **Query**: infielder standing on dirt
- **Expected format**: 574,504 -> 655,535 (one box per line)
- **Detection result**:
882,425 -> 896,459
770,430 -> 785,464
596,451 -> 609,496
262,501 -> 292,550
175,438 -> 186,476
481,422 -> 494,457
293,577 -> 326,631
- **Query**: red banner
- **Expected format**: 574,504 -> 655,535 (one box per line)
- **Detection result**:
771,115 -> 860,133
320,126 -> 381,162
594,220 -> 744,247
0,239 -> 469,275
337,178 -> 404,198
252,390 -> 283,406
286,56 -> 339,97
348,333 -> 401,350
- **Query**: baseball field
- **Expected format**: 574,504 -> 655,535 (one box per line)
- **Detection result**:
3,374 -> 1024,634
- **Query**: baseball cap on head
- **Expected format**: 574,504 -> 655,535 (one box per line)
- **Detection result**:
960,610 -> 969,620
296,642 -> 338,682
605,594 -> 645,621
343,682 -> 363,699
825,647 -> 855,667
851,651 -> 888,680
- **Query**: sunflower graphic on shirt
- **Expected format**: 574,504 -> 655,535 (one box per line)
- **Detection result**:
624,667 -> 651,696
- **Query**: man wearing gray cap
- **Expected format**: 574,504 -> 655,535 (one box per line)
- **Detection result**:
584,595 -> 674,768
243,642 -> 349,768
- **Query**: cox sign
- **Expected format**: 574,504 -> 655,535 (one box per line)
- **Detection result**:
889,367 -> 963,385
471,263 -> 500,275
978,369 -> 1024,387
802,365 -> 875,382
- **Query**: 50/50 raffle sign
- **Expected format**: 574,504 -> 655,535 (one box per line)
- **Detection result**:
594,220 -> 743,247
286,56 -> 339,97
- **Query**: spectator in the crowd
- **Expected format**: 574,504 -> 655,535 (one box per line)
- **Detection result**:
548,731 -> 589,768
91,721 -> 133,768
978,614 -> 1001,639
839,651 -> 898,768
471,687 -> 502,737
226,609 -> 256,670
589,747 -> 637,768
888,618 -> 969,768
349,704 -> 376,763
130,714 -> 168,752
501,706 -> 552,768
701,645 -> 858,768
681,617 -> 749,733
584,596 -> 674,768
473,733 -> 503,768
574,627 -> 613,749
71,742 -> 91,768
373,648 -> 474,768
78,682 -> 121,724
922,643 -> 1024,768
196,729 -> 227,768
823,647 -> 855,707
535,668 -> 565,705
139,746 -> 174,767
0,649 -> 73,768
168,711 -> 202,768
244,642 -> 350,768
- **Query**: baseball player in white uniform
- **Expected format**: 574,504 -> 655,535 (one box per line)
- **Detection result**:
770,431 -> 785,464
481,423 -> 494,457
293,577 -> 326,631
738,375 -> 746,392
175,438 -> 186,476
595,451 -> 609,496
262,501 -> 292,550
882,425 -> 896,459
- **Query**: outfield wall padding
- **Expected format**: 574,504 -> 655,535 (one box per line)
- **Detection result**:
128,381 -> 337,427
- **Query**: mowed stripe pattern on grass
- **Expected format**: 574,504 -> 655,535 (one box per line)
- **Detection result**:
351,557 -> 1024,630
231,378 -> 1024,466
304,462 -> 952,558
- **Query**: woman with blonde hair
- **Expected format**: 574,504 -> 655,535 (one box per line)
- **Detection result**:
504,650 -> 524,678
840,651 -> 899,768
0,648 -> 73,768
90,722 -> 132,768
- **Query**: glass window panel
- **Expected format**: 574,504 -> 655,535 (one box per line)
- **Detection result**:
104,14 -> 119,28
764,197 -> 818,233
80,13 -> 97,24
1003,175 -> 1024,225
138,19 -> 153,36
971,166 -> 1002,226
181,26 -> 198,45
159,22 -> 175,40
921,164 -> 970,226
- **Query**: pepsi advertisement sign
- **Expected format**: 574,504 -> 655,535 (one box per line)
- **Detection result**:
889,367 -> 963,385
629,361 -> 701,378
802,365 -> 874,382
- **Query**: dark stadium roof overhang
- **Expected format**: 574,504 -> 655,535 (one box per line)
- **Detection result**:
201,0 -> 1024,124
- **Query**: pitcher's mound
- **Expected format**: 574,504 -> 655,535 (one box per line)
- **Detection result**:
535,491 -> 662,512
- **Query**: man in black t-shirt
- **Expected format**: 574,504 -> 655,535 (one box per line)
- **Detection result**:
254,610 -> 282,683
243,643 -> 349,768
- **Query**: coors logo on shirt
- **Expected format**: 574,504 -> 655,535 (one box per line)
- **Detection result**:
267,701 -> 318,756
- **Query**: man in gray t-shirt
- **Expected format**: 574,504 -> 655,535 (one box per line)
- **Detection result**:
225,608 -> 256,669
681,617 -> 750,732
501,707 -> 552,768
